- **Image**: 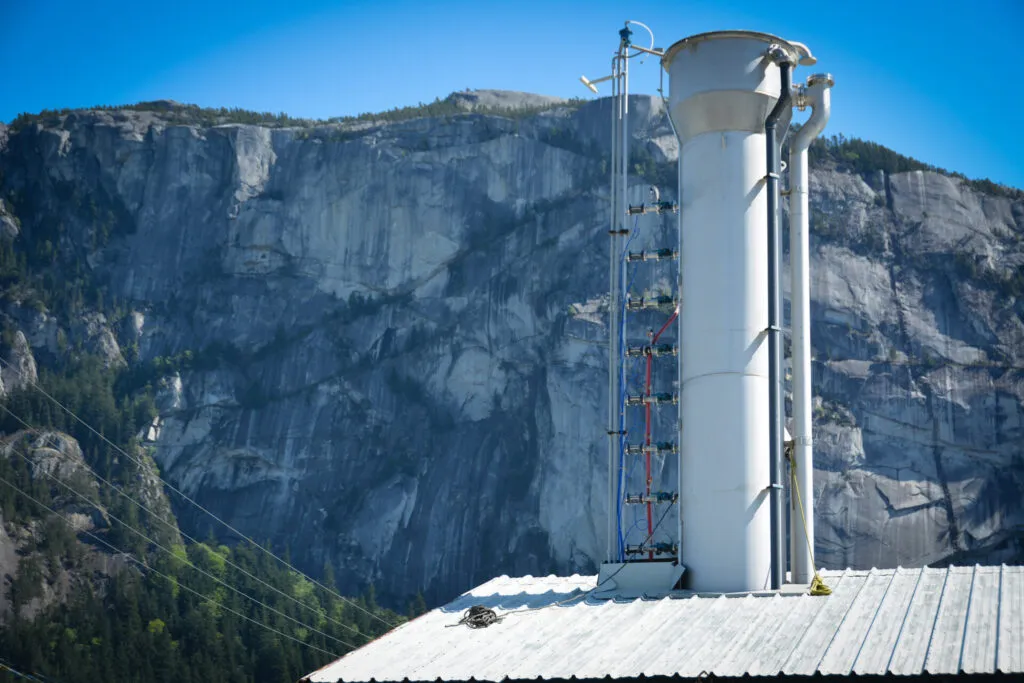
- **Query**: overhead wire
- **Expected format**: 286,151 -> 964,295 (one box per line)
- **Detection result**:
0,428 -> 359,651
0,658 -> 55,683
0,470 -> 342,658
0,355 -> 396,629
0,402 -> 371,641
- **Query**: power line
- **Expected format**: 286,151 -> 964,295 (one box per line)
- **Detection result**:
0,355 -> 396,629
0,470 -> 342,659
0,403 -> 372,641
1,432 -> 358,651
0,658 -> 56,683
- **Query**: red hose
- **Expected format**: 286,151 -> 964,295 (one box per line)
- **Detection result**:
646,308 -> 677,558
644,350 -> 653,558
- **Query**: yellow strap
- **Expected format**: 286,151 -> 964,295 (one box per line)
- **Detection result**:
789,456 -> 832,597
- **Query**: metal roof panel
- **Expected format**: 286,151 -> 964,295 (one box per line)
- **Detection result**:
303,565 -> 1024,683
924,565 -> 976,674
850,566 -> 922,676
997,565 -> 1024,673
961,565 -> 1001,674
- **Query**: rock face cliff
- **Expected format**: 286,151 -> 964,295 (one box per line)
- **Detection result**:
1,92 -> 1022,606
0,429 -> 166,624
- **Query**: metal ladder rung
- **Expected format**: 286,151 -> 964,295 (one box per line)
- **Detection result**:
624,491 -> 679,505
625,344 -> 677,357
627,202 -> 679,215
624,442 -> 678,455
626,296 -> 678,312
625,542 -> 678,556
625,393 -> 678,406
627,248 -> 678,262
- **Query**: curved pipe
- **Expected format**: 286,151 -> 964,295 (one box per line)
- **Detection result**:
765,54 -> 792,591
788,74 -> 832,584
625,20 -> 656,53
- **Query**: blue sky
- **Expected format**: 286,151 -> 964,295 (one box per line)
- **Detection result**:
3,0 -> 1022,189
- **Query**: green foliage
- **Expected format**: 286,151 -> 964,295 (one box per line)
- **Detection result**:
0,533 -> 400,683
813,400 -> 857,427
9,104 -> 316,131
808,132 -> 1023,200
329,95 -> 586,126
407,591 -> 428,619
9,95 -> 586,133
954,252 -> 1024,298
0,353 -> 401,682
629,147 -> 676,191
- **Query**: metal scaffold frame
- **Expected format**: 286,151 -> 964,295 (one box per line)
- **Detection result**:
585,22 -> 680,565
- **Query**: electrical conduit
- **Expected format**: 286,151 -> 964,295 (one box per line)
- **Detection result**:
765,49 -> 792,591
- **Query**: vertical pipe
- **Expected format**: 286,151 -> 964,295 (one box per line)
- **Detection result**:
789,74 -> 833,583
606,54 -> 621,564
765,57 -> 792,590
616,36 -> 631,562
675,145 -> 684,569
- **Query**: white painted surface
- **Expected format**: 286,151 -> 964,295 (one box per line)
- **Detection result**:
663,31 -> 797,592
305,566 -> 1024,682
677,129 -> 772,591
789,76 -> 832,583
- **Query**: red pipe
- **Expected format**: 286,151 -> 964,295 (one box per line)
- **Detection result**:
644,349 -> 653,558
652,310 -> 678,343
645,308 -> 677,559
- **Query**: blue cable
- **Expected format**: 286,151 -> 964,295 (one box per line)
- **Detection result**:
617,226 -> 639,559
617,358 -> 646,557
615,215 -> 642,561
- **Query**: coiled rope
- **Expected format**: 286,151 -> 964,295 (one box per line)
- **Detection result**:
450,605 -> 504,629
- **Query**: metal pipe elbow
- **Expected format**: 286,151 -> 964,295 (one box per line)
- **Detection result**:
765,50 -> 794,130
792,73 -> 834,150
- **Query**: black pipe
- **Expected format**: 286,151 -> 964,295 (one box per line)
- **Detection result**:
766,56 -> 792,591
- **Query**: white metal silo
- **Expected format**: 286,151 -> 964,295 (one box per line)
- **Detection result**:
662,31 -> 809,593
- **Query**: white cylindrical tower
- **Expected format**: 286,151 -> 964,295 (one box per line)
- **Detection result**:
662,31 -> 803,593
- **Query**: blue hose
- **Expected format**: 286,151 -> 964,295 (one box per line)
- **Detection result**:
615,215 -> 642,561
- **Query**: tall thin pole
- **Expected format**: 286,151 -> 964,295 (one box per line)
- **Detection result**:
766,57 -> 792,590
606,52 -> 621,564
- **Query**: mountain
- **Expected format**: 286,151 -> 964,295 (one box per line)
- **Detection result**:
0,395 -> 399,681
0,90 -> 1022,620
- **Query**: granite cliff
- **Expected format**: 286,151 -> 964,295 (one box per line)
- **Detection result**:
1,91 -> 1022,606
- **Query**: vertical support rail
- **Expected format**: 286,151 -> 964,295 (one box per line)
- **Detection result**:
617,28 -> 631,563
593,19 -> 680,566
606,52 -> 622,564
765,53 -> 793,590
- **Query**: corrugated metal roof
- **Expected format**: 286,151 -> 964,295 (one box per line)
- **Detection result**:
305,565 -> 1024,682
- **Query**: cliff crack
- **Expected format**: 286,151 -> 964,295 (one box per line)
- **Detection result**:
926,382 -> 964,552
874,483 -> 944,519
